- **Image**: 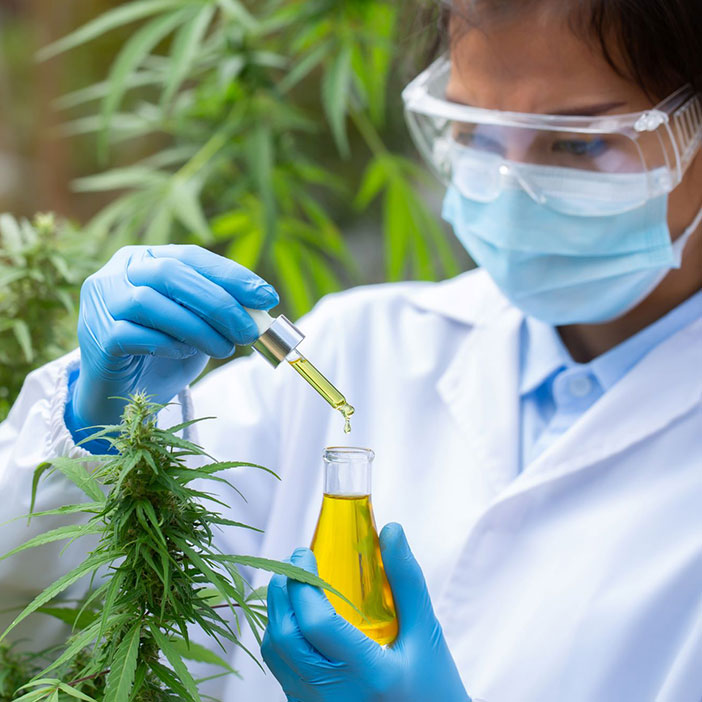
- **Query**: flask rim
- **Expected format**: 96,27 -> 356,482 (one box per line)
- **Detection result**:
323,446 -> 375,463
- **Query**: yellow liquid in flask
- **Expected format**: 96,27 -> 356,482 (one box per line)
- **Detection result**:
311,494 -> 398,645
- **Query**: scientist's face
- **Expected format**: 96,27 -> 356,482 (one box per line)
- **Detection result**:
444,8 -> 702,243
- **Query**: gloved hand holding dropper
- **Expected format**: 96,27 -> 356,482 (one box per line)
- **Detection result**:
65,244 -> 354,449
65,244 -> 279,445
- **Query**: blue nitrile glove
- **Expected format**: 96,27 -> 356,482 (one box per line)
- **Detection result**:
65,244 -> 278,449
261,522 -> 472,702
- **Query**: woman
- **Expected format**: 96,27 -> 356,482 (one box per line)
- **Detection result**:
1,0 -> 700,700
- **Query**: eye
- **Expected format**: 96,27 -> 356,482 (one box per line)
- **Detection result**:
453,129 -> 504,155
552,138 -> 608,158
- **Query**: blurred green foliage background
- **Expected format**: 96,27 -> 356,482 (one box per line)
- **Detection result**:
0,0 -> 473,420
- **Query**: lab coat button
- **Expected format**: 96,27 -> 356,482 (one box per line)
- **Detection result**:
568,374 -> 593,398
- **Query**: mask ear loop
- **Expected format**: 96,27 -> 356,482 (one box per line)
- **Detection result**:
672,200 -> 702,265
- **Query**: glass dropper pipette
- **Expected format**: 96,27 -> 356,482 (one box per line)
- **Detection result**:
244,307 -> 355,433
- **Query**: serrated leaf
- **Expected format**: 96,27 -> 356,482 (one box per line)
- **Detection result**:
355,155 -> 389,209
216,0 -> 257,31
0,551 -> 117,642
278,42 -> 330,94
41,616 -> 126,678
149,660 -> 190,700
383,177 -> 411,281
246,124 -> 275,248
38,0 -> 189,60
100,9 -> 190,156
0,213 -> 23,250
38,456 -> 106,503
55,288 -> 76,314
11,689 -> 56,702
55,71 -> 163,111
196,459 -> 278,479
272,240 -> 314,317
98,569 -> 126,642
0,523 -> 102,563
73,167 -> 169,193
350,4 -> 396,125
36,606 -> 99,631
57,684 -> 97,701
410,187 -> 461,278
169,638 -> 237,674
162,5 -> 215,110
321,44 -> 352,158
142,204 -> 173,245
17,679 -> 62,691
226,230 -> 264,270
0,267 -> 27,287
213,555 -> 360,615
129,663 -> 148,701
0,501 -> 101,528
29,462 -> 50,519
12,320 -> 33,363
169,180 -> 212,243
149,626 -> 202,702
104,622 -> 141,702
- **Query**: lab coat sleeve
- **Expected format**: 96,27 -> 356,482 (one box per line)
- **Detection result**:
0,349 -> 95,597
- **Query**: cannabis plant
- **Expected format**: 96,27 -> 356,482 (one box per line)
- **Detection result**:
0,393 -> 346,701
0,213 -> 95,422
0,644 -> 43,702
41,0 -> 459,319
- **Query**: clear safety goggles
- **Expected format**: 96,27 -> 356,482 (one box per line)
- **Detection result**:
402,55 -> 702,216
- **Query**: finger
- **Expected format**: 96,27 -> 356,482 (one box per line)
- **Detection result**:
265,574 -> 329,674
111,283 -> 234,359
146,244 -> 279,309
287,548 -> 381,665
260,629 -> 298,690
379,523 -> 436,638
82,317 -> 196,360
261,629 -> 316,702
127,253 -> 261,346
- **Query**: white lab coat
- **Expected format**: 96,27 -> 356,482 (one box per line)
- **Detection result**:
0,269 -> 700,702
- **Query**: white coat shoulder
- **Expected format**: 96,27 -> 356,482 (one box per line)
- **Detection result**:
296,266 -> 508,334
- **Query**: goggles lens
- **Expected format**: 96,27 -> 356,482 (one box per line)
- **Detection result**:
403,57 -> 702,216
447,143 -> 669,217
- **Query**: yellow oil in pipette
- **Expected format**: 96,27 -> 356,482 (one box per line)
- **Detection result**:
288,355 -> 355,433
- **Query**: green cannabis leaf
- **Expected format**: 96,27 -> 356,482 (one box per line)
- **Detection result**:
46,0 -> 459,323
0,213 -> 95,422
0,393 -> 351,701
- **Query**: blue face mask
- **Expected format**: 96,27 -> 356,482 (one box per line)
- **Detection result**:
441,183 -> 700,325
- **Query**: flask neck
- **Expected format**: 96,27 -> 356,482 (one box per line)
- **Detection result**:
323,447 -> 374,496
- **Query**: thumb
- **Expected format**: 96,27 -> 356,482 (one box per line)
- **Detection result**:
379,523 -> 436,639
286,548 -> 380,664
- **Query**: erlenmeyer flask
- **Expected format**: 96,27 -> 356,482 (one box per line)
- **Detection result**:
310,446 -> 398,645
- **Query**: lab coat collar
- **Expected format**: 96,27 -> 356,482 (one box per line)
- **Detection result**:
436,296 -> 525,493
410,268 -> 529,492
408,269 -> 702,496
519,317 -> 570,396
506,316 -> 702,494
407,268 -> 513,327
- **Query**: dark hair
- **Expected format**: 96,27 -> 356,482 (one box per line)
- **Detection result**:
422,0 -> 702,99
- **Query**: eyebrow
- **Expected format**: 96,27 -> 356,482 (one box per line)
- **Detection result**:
551,101 -> 628,116
444,92 -> 628,117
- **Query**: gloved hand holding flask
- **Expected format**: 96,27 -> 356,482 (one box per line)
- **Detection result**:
262,523 -> 473,702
